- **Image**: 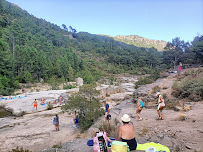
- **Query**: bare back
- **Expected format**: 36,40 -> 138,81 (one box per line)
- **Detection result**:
34,100 -> 37,104
120,124 -> 135,140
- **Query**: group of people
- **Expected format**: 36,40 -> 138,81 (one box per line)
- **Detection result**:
31,96 -> 64,112
103,92 -> 165,151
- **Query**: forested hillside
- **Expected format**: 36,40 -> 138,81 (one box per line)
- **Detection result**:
0,0 -> 202,95
112,35 -> 167,51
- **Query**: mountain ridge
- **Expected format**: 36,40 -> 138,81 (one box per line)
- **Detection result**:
103,34 -> 167,51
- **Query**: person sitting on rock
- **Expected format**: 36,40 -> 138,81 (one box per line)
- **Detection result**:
40,98 -> 45,105
117,114 -> 137,151
156,92 -> 165,120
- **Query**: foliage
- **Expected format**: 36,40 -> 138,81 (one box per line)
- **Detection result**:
8,147 -> 31,152
151,85 -> 160,93
172,69 -> 203,101
0,106 -> 13,117
61,84 -> 104,131
0,0 -> 202,96
63,84 -> 76,89
98,122 -> 118,137
47,75 -> 59,90
135,70 -> 160,89
47,104 -> 53,110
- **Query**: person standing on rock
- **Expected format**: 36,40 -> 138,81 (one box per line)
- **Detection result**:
104,100 -> 110,124
32,99 -> 38,112
156,92 -> 165,120
136,97 -> 143,120
53,114 -> 59,131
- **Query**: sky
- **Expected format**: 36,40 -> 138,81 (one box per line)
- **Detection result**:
6,0 -> 203,42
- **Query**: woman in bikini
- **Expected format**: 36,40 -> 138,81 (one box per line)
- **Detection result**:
156,92 -> 165,120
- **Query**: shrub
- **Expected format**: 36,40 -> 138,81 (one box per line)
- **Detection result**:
135,77 -> 153,89
63,84 -> 76,89
62,84 -> 104,131
151,85 -> 160,93
135,71 -> 160,89
0,106 -> 13,117
13,80 -> 20,89
52,143 -> 62,149
172,77 -> 203,100
9,147 -> 31,152
98,119 -> 119,137
179,113 -> 186,121
47,75 -> 59,90
47,104 -> 53,110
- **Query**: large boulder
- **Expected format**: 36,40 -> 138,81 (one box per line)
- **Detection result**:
75,77 -> 83,86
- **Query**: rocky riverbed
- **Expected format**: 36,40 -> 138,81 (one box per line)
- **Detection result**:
42,71 -> 203,152
1,72 -> 203,152
0,74 -> 138,152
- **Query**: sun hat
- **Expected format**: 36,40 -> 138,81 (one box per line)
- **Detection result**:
156,92 -> 160,96
121,114 -> 131,122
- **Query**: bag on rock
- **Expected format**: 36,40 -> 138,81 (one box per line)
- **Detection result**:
111,141 -> 129,152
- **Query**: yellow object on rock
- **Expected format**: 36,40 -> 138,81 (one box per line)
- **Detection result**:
137,142 -> 170,152
111,141 -> 129,152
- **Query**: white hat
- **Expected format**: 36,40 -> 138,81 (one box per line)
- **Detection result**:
121,114 -> 131,122
156,92 -> 160,96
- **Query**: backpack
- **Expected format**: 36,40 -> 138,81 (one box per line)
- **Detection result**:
139,100 -> 144,108
93,132 -> 109,152
111,141 -> 129,152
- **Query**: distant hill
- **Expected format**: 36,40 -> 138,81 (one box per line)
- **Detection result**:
111,35 -> 167,51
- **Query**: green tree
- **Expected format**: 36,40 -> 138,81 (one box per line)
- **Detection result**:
61,84 -> 104,131
68,66 -> 74,81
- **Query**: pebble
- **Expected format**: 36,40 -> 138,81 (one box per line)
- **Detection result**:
9,124 -> 14,127
186,145 -> 192,149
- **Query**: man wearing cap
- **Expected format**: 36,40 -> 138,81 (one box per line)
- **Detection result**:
104,100 -> 110,123
117,114 -> 137,151
156,92 -> 165,120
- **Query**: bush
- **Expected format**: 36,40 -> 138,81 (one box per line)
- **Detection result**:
0,106 -> 13,117
151,85 -> 160,93
13,80 -> 20,89
63,84 -> 76,89
47,104 -> 53,110
135,77 -> 153,89
172,76 -> 203,100
98,122 -> 118,137
47,75 -> 59,90
135,70 -> 160,89
9,147 -> 31,152
62,84 -> 104,131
